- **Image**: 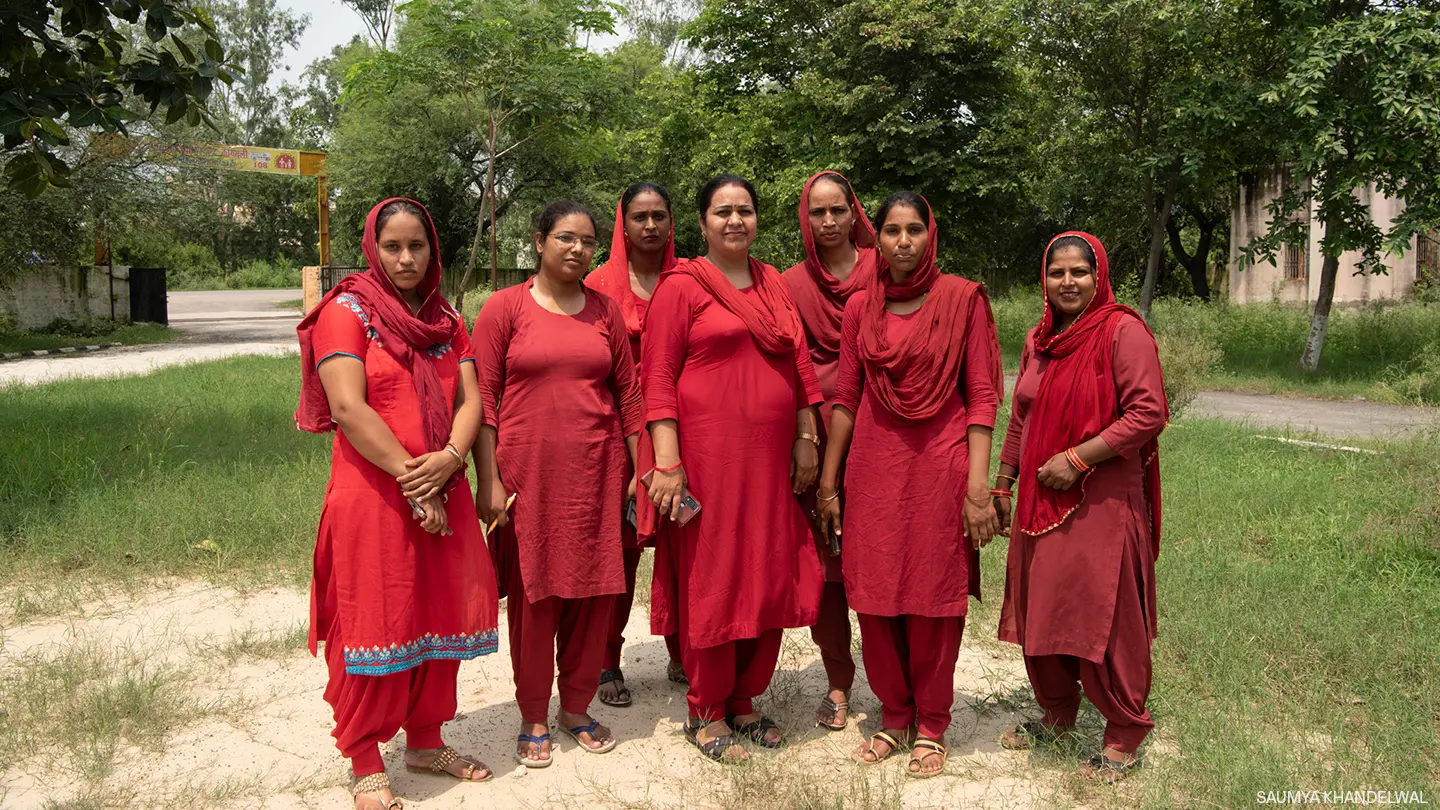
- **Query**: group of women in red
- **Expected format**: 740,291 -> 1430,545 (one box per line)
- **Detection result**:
297,170 -> 1168,809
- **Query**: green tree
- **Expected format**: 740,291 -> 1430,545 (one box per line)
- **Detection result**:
0,0 -> 235,195
1247,2 -> 1440,371
346,0 -> 619,308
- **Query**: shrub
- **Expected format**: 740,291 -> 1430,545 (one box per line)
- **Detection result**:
1154,318 -> 1223,418
1378,342 -> 1440,405
232,259 -> 300,289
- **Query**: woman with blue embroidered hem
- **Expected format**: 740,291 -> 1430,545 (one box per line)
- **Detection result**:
473,200 -> 643,768
296,198 -> 501,809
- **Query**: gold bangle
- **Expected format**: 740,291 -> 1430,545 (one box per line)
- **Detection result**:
796,432 -> 820,447
816,490 -> 840,503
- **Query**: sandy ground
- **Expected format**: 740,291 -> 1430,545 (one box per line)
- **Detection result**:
0,581 -> 1111,810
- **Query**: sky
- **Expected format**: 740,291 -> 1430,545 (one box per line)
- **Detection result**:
273,0 -> 627,86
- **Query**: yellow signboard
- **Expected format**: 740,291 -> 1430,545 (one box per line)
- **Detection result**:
168,143 -> 303,175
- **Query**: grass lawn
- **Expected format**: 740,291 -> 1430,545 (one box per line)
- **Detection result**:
0,323 -> 176,355
993,292 -> 1440,405
0,356 -> 1436,806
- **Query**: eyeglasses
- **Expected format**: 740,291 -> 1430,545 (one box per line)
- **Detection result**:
551,233 -> 599,251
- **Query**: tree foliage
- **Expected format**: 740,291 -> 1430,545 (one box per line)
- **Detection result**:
0,0 -> 236,195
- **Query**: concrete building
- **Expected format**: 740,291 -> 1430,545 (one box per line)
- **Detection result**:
1228,171 -> 1438,305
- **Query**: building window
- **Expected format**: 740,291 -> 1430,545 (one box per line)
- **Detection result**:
1283,241 -> 1308,281
1419,231 -> 1439,282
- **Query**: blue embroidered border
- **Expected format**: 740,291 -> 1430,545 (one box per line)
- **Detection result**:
343,628 -> 500,676
333,292 -> 453,359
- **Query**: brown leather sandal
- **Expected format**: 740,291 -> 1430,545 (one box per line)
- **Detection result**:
815,691 -> 849,731
853,730 -> 905,765
907,738 -> 947,779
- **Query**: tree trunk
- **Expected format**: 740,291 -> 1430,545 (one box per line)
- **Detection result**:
1166,209 -> 1215,301
1138,175 -> 1178,320
453,197 -> 487,314
487,113 -> 499,293
1301,211 -> 1341,372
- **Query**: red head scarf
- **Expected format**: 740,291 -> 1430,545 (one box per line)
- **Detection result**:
584,194 -> 678,338
857,196 -> 1002,421
786,171 -> 879,367
669,255 -> 803,356
1016,231 -> 1166,558
296,198 -> 461,463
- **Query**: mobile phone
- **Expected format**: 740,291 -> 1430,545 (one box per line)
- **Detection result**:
625,497 -> 637,528
827,527 -> 841,557
640,468 -> 702,525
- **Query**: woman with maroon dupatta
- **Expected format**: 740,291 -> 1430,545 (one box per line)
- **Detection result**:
782,170 -> 878,733
994,232 -> 1167,784
642,174 -> 825,763
473,200 -> 643,768
584,182 -> 687,708
298,198 -> 500,810
815,191 -> 1003,779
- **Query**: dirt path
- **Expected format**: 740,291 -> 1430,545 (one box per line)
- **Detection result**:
0,582 -> 1105,810
1187,390 -> 1435,440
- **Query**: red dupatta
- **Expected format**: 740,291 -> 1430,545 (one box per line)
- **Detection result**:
857,198 -> 1002,421
668,256 -> 803,356
295,198 -> 461,463
1016,231 -> 1166,558
787,171 -> 879,367
585,197 -> 678,338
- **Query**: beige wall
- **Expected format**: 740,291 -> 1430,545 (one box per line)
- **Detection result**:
1228,173 -> 1421,305
0,265 -> 131,329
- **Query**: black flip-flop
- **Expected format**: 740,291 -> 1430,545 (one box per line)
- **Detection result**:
597,668 -> 632,707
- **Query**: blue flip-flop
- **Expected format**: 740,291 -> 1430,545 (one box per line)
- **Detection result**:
515,732 -> 552,768
559,718 -> 617,754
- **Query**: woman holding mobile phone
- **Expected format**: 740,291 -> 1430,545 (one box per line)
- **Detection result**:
993,232 -> 1167,784
297,198 -> 500,809
783,170 -> 878,733
584,182 -> 688,707
815,191 -> 1003,779
640,174 -> 825,763
473,200 -> 643,768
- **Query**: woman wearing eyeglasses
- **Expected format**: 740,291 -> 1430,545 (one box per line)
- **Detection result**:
473,200 -> 644,767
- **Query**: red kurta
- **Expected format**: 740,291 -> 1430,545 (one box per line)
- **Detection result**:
643,272 -> 825,649
472,281 -> 643,604
998,320 -> 1166,661
833,283 -> 1000,617
308,293 -> 499,674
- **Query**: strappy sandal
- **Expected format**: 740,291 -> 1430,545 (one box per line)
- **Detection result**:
999,719 -> 1072,751
1081,752 -> 1143,784
404,745 -> 491,782
667,659 -> 689,685
907,738 -> 947,779
729,714 -> 782,749
815,692 -> 849,731
558,717 -> 617,754
684,717 -> 745,764
515,731 -> 552,768
853,730 -> 905,765
352,772 -> 403,809
597,668 -> 633,707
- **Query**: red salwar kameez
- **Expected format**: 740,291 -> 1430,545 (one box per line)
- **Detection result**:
583,200 -> 684,676
998,231 -> 1168,754
833,221 -> 1002,740
641,257 -> 825,721
473,281 -> 643,723
782,171 -> 879,696
299,199 -> 500,777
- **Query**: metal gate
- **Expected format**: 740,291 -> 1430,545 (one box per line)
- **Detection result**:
129,267 -> 168,324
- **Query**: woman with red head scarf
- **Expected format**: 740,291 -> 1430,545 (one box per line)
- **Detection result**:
782,171 -> 878,732
297,198 -> 501,809
642,174 -> 825,763
473,200 -> 644,768
993,232 -> 1167,784
584,182 -> 687,708
815,191 -> 1003,778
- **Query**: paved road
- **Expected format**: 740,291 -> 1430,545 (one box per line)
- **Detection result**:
0,288 -> 300,386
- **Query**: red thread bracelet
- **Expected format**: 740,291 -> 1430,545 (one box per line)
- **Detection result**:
654,460 -> 683,473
